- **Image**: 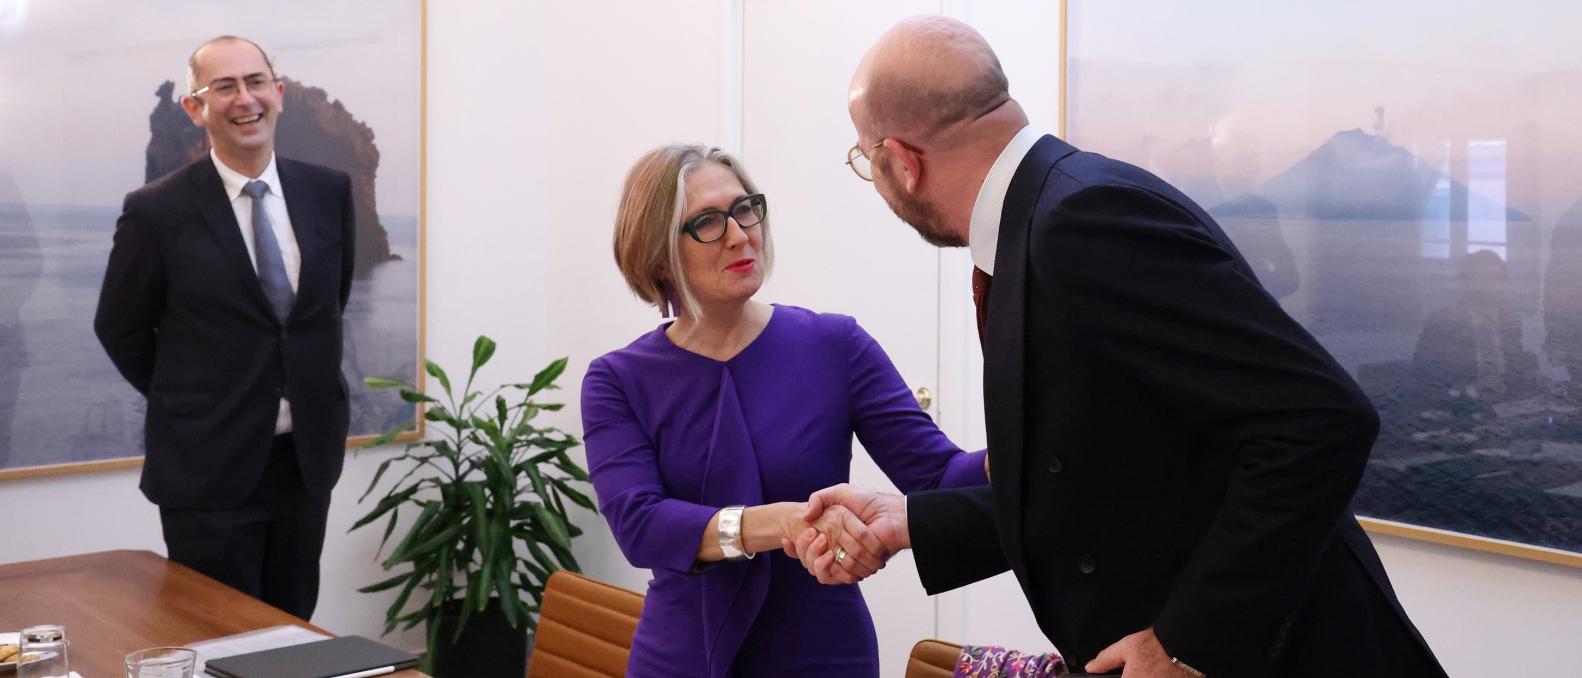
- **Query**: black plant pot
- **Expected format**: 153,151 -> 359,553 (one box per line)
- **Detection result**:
429,598 -> 530,678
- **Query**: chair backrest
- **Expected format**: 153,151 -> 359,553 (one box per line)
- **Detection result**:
528,570 -> 645,678
906,639 -> 964,678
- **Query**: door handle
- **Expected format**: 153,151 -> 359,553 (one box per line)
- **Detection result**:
914,386 -> 933,410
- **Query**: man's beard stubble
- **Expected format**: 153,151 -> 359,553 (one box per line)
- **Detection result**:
884,190 -> 966,248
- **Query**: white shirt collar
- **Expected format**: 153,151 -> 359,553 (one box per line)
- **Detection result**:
968,125 -> 1043,275
210,149 -> 283,202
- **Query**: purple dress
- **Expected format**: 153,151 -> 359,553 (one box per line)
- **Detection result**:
582,305 -> 987,678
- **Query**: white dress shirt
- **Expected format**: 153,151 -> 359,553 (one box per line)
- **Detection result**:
211,150 -> 299,434
967,125 -> 1045,275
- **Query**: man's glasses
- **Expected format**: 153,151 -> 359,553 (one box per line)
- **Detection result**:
682,193 -> 767,244
190,73 -> 278,101
845,139 -> 923,182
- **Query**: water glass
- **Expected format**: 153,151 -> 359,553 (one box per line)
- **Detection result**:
17,625 -> 68,678
125,647 -> 197,678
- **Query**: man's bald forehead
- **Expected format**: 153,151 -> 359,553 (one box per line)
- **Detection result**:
851,16 -> 1008,139
187,35 -> 276,91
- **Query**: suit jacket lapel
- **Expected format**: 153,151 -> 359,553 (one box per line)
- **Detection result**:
277,159 -> 321,324
984,135 -> 1075,574
191,158 -> 277,323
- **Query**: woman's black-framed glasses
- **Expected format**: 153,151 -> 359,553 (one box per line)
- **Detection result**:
681,193 -> 767,244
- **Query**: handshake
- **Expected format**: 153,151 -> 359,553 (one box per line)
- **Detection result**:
776,484 -> 909,586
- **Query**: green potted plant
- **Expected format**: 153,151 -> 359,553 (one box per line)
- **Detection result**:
351,336 -> 595,678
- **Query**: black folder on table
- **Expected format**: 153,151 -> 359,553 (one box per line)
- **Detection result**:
204,635 -> 419,678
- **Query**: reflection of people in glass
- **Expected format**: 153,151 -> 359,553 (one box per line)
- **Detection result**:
1205,115 -> 1299,300
1413,250 -> 1539,401
1544,198 -> 1582,383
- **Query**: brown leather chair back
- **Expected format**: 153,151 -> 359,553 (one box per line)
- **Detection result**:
906,638 -> 964,678
528,570 -> 645,678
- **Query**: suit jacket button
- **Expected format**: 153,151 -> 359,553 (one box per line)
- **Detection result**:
1078,554 -> 1096,574
1046,457 -> 1064,473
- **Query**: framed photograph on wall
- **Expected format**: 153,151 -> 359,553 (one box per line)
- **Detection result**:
0,0 -> 425,478
1062,0 -> 1582,567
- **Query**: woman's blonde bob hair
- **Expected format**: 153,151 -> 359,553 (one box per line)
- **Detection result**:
612,144 -> 773,319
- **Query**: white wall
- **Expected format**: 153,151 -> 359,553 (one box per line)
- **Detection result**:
1373,535 -> 1582,675
5,2 -> 1580,676
426,0 -> 742,617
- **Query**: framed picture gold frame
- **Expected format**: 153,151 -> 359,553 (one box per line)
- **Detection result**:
0,0 -> 428,480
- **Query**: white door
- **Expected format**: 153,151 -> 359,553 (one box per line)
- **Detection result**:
741,2 -> 945,676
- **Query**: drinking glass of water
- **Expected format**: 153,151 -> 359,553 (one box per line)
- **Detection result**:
124,647 -> 197,678
17,625 -> 68,678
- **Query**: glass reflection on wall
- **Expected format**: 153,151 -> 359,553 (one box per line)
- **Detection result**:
1067,0 -> 1582,554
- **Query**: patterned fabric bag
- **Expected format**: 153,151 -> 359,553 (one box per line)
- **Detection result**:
954,645 -> 1066,677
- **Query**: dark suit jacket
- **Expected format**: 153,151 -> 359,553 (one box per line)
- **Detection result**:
94,156 -> 355,510
909,137 -> 1444,677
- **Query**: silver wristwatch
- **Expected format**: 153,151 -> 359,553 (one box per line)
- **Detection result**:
1171,656 -> 1206,677
717,505 -> 754,560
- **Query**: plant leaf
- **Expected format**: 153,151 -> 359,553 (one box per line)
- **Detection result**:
526,357 -> 569,396
364,376 -> 405,390
350,484 -> 421,532
463,482 -> 493,597
523,539 -> 560,578
546,539 -> 582,571
378,507 -> 401,552
425,358 -> 452,395
399,388 -> 438,404
493,547 -> 520,628
553,459 -> 592,483
386,569 -> 424,626
471,336 -> 497,377
531,503 -> 572,551
523,450 -> 558,465
362,420 -> 415,450
357,570 -> 412,594
386,517 -> 462,568
359,455 -> 400,503
380,501 -> 439,562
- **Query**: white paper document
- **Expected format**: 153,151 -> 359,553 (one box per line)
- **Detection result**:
186,624 -> 333,673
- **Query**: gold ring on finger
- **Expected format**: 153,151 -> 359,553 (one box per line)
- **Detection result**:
834,546 -> 848,563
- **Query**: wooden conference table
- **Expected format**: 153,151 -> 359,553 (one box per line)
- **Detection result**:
0,550 -> 427,677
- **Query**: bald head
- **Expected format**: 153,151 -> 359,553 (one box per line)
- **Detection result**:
187,35 -> 275,94
850,16 -> 1012,144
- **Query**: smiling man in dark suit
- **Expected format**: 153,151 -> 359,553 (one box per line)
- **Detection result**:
94,35 -> 354,620
797,16 -> 1447,678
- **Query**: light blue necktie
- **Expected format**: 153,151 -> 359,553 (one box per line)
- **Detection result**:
242,180 -> 294,323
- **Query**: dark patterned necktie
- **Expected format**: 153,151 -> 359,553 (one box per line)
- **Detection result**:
972,266 -> 992,349
241,180 -> 294,323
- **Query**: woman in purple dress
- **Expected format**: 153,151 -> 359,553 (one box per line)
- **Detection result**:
581,144 -> 986,677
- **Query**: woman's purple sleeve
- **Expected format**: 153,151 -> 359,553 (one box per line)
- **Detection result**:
581,357 -> 717,572
844,318 -> 988,492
